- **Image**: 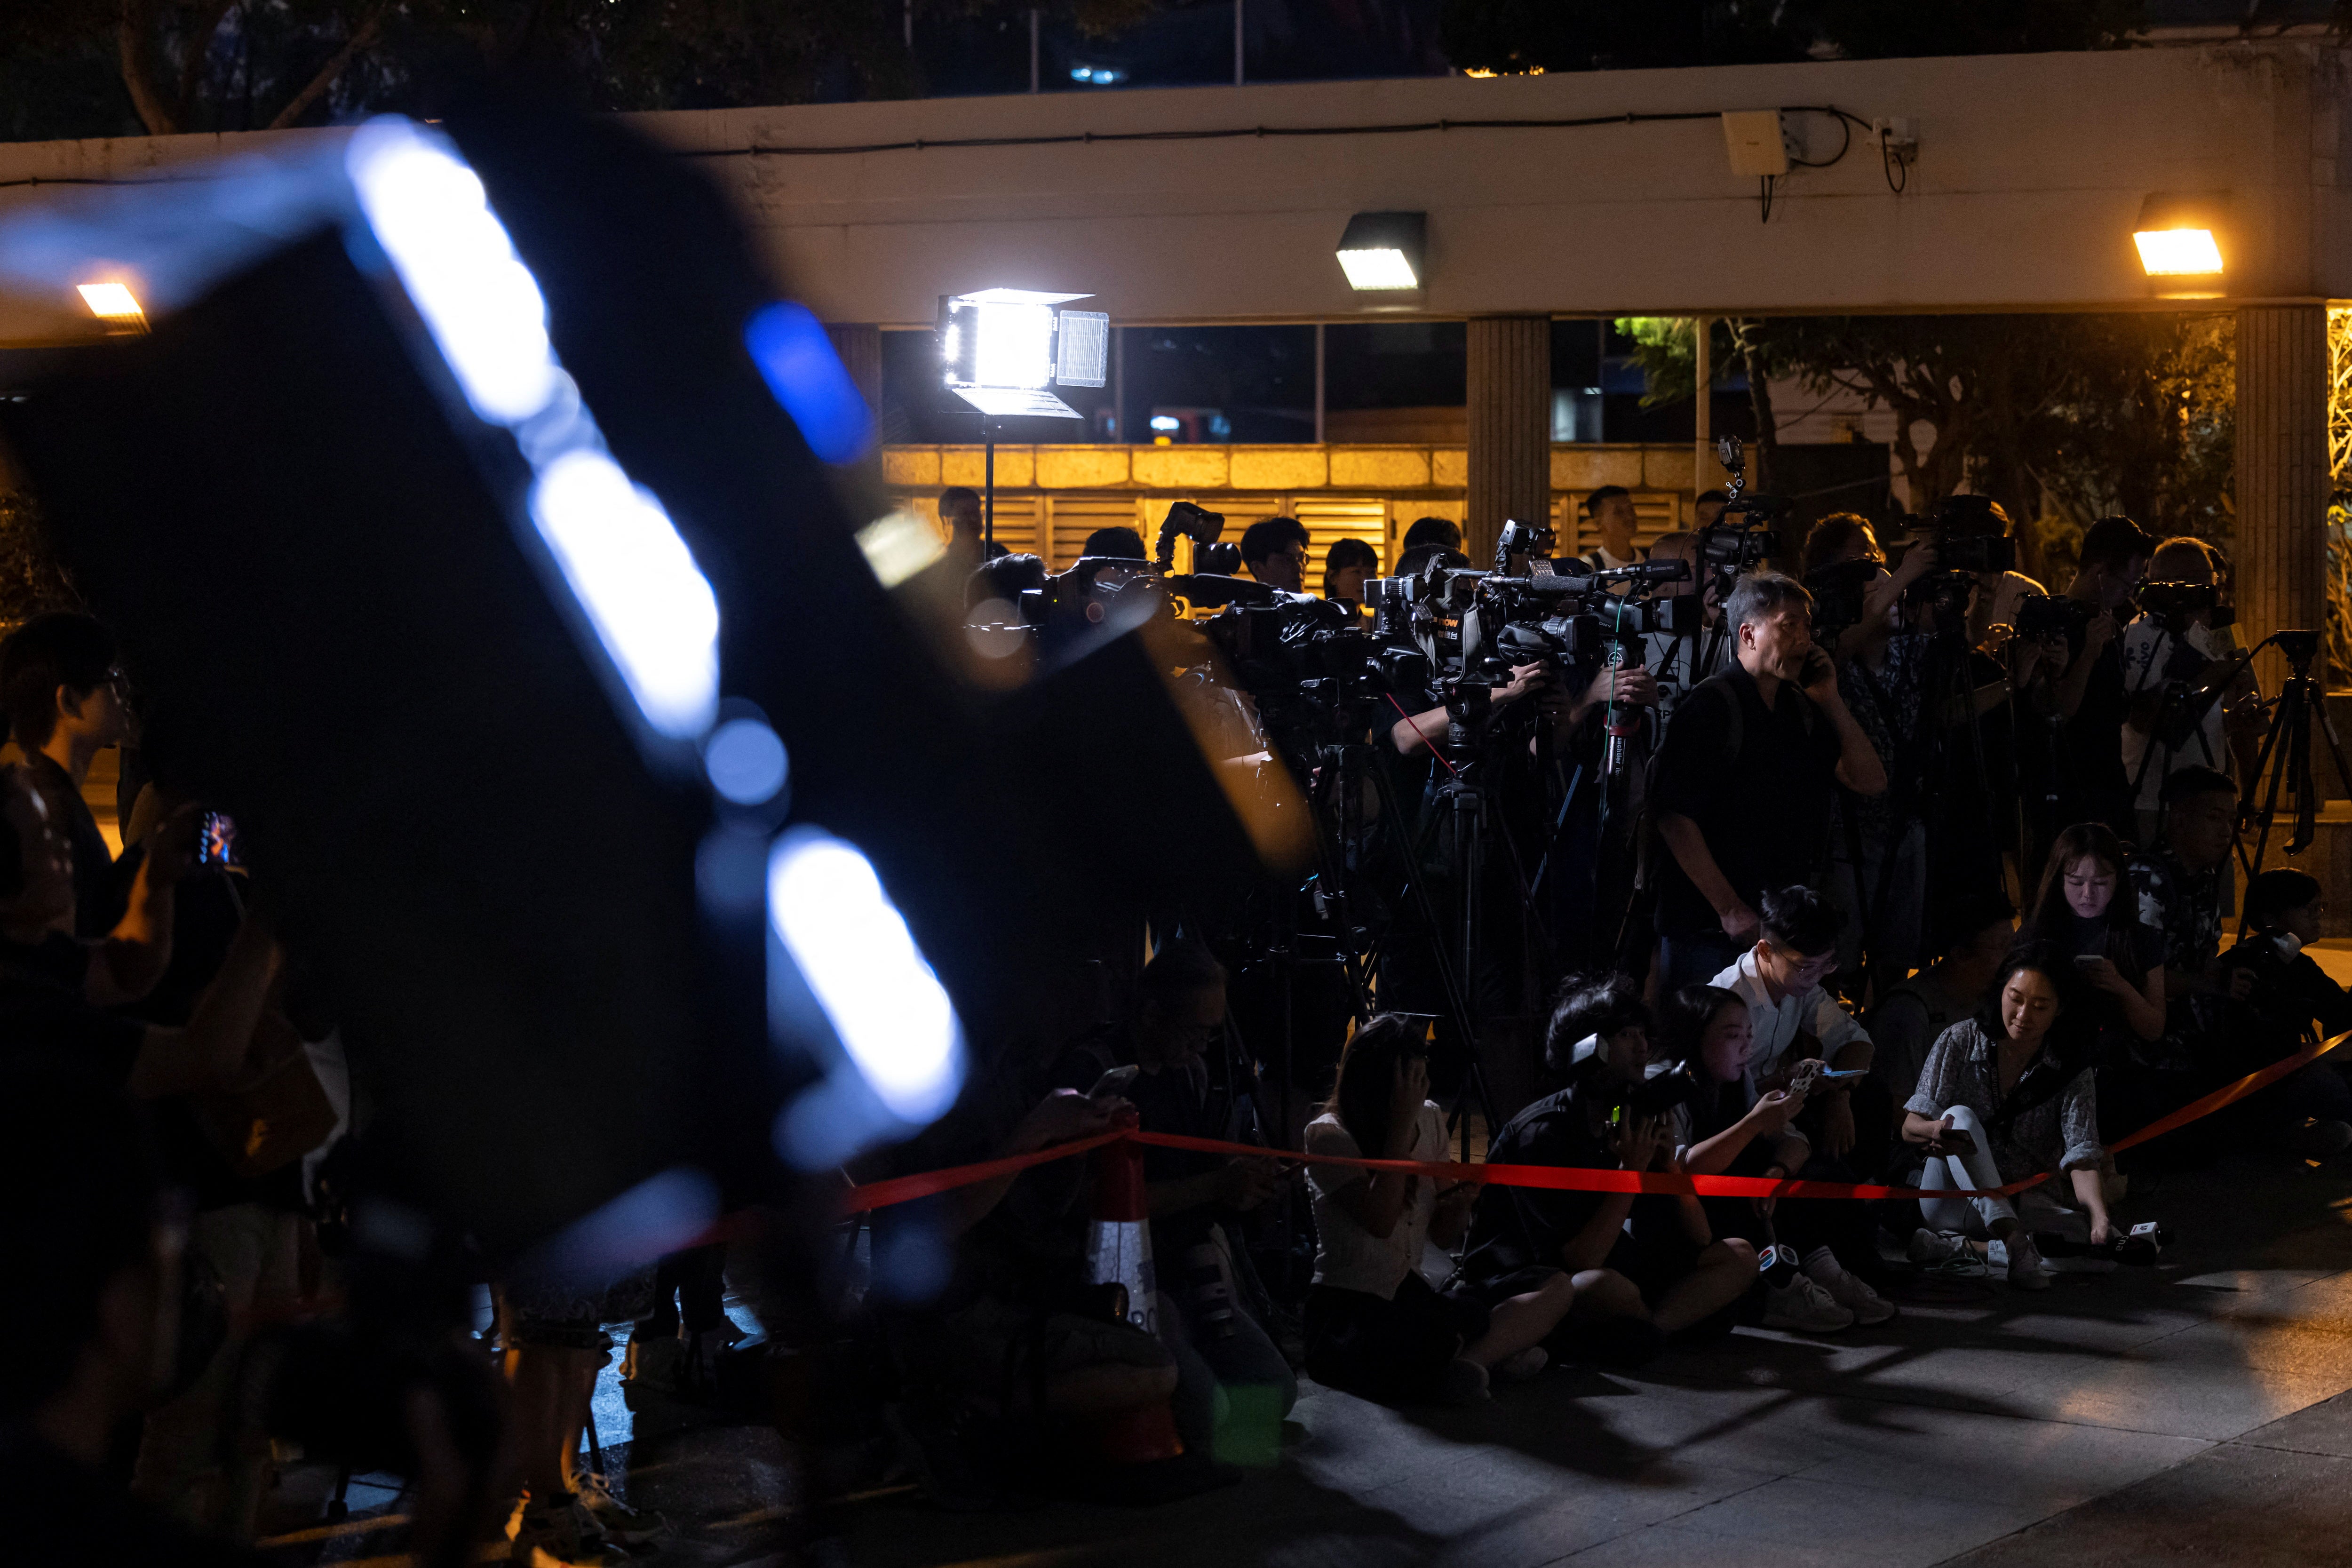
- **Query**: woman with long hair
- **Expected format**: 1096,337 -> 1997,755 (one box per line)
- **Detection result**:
1301,1015 -> 1576,1405
1902,942 -> 2114,1290
1651,985 -> 1893,1329
2021,822 -> 2166,1046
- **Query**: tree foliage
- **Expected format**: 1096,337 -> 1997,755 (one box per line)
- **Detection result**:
1441,0 -> 2144,76
0,491 -> 79,629
1616,311 -> 2235,580
0,0 -> 1162,141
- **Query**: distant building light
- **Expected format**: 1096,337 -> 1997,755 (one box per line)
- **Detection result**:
1070,65 -> 1127,84
1335,211 -> 1426,292
2133,192 -> 2229,280
1150,415 -> 1180,432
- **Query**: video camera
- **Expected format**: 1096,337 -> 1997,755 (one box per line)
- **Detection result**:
1891,493 -> 2018,578
1804,556 -> 1883,645
1153,499 -> 1241,575
1699,436 -> 1784,577
2013,592 -> 2094,640
2137,578 -> 2229,636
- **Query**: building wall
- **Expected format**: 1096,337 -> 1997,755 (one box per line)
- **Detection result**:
883,441 -> 1704,582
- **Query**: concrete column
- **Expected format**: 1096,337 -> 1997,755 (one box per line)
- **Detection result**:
1466,316 -> 1550,567
2234,304 -> 2329,692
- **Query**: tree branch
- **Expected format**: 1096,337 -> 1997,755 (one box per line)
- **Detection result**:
175,0 -> 237,129
117,0 -> 180,136
265,6 -> 384,131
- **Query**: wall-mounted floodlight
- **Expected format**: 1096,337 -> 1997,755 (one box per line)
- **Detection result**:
938,287 -> 1108,420
77,280 -> 148,333
2134,192 -> 2228,280
1336,211 -> 1425,291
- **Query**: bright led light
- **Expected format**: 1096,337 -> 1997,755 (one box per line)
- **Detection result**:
529,450 -> 720,740
347,117 -> 722,748
347,121 -> 560,424
704,717 -> 789,805
973,300 -> 1055,389
1337,247 -> 1419,290
2134,227 -> 2224,276
769,829 -> 965,1124
76,282 -> 145,325
1150,415 -> 1180,432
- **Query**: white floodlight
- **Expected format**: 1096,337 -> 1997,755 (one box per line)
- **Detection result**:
2134,192 -> 2229,282
1335,211 -> 1426,292
938,287 -> 1107,420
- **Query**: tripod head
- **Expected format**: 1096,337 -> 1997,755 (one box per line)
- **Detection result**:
2277,628 -> 2321,678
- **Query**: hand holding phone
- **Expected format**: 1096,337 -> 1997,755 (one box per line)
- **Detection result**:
1934,1120 -> 1976,1155
1088,1065 -> 1140,1101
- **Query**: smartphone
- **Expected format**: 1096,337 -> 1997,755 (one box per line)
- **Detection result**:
197,811 -> 240,868
2071,954 -> 2104,971
1938,1125 -> 1976,1154
1087,1065 -> 1139,1101
1817,1068 -> 1868,1083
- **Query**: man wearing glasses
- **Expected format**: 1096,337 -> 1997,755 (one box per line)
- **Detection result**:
0,611 -> 133,937
1238,517 -> 1311,594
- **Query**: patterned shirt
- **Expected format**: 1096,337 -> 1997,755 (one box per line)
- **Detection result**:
1907,1018 -> 2104,1184
1831,632 -> 1930,845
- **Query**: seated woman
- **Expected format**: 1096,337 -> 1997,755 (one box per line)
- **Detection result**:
2020,823 -> 2166,1052
1655,985 -> 1894,1330
1302,1015 -> 1576,1406
1901,942 -> 2116,1290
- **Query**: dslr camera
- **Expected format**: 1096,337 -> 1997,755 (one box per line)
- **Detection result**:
1152,499 -> 1241,576
2012,592 -> 2094,640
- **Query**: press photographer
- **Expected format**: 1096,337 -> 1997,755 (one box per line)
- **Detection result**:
2121,537 -> 2259,845
2047,515 -> 2159,842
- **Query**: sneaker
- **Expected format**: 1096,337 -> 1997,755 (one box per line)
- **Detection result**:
1762,1273 -> 1855,1333
1805,1259 -> 1896,1326
1493,1346 -> 1549,1383
2005,1233 -> 2053,1291
510,1496 -> 633,1568
1907,1228 -> 1971,1266
1437,1357 -> 1491,1406
573,1472 -> 665,1547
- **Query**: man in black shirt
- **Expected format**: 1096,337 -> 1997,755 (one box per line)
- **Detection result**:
2051,515 -> 2156,842
0,611 -> 132,936
1651,572 -> 1889,992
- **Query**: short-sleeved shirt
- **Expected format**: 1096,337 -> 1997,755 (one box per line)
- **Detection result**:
0,931 -> 146,1096
1907,1018 -> 2103,1183
2120,618 -> 2228,811
1305,1102 -> 1445,1299
1459,1082 -> 1637,1286
1650,664 -> 1845,936
1709,946 -> 1873,1098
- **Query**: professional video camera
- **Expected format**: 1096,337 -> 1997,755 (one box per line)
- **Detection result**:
1804,556 -> 1883,645
1493,516 -> 1557,573
1153,498 -> 1242,575
1891,493 -> 2018,577
1699,436 -> 1785,577
2137,578 -> 2230,636
2012,591 -> 2094,640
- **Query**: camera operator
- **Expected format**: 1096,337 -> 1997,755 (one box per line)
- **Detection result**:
1323,538 -> 1379,608
2216,870 -> 2352,1160
2121,537 -> 2258,845
1401,516 -> 1462,555
1239,517 -> 1311,593
1081,525 -> 1147,562
1693,489 -> 1730,531
1951,499 -> 2047,650
939,486 -> 1007,561
1650,573 -> 1889,991
2050,516 -> 2158,842
1457,977 -> 1758,1367
1575,486 -> 1647,575
1804,516 -> 1940,983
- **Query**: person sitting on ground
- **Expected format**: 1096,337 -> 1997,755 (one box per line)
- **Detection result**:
1707,887 -> 1876,1161
1457,977 -> 1758,1368
1118,943 -> 1298,1446
1650,573 -> 1888,991
1239,517 -> 1311,593
1081,525 -> 1147,561
1323,537 -> 1379,606
2019,823 -> 2167,1149
1399,516 -> 1462,555
0,611 -> 133,936
2215,869 -> 2352,1160
1303,1015 -> 1576,1406
1655,983 -> 1894,1331
1868,898 -> 2018,1112
1903,941 -> 2114,1289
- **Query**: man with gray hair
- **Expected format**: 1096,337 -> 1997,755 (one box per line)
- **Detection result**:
1650,571 -> 1889,992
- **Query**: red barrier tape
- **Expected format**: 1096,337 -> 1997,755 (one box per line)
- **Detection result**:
841,1028 -> 2351,1213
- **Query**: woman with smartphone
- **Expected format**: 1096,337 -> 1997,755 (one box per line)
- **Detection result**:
2020,823 -> 2167,1049
1902,943 -> 2112,1290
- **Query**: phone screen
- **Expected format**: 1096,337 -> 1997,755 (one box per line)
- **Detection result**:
197,812 -> 239,868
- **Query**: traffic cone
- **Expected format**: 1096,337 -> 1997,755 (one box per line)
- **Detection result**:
1081,1126 -> 1184,1465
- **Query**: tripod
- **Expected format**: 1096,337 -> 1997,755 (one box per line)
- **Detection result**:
2238,630 -> 2352,899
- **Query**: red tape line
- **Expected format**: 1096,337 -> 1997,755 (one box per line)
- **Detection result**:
841,1029 -> 2349,1212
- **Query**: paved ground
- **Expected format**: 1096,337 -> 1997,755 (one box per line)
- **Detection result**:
839,1156 -> 2352,1568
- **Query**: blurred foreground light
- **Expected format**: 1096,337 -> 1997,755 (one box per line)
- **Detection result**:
76,281 -> 147,330
704,716 -> 789,805
528,449 -> 721,740
855,509 -> 948,589
513,1167 -> 721,1281
769,828 -> 964,1126
744,301 -> 875,464
1336,211 -> 1425,292
348,116 -> 720,743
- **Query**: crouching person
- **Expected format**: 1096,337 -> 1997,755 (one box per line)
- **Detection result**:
1302,1016 -> 1576,1406
1456,977 -> 1757,1369
1901,942 -> 2114,1291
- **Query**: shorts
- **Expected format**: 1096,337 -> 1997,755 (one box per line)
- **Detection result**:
1303,1272 -> 1488,1403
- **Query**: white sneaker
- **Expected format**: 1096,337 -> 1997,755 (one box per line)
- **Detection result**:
1438,1357 -> 1491,1405
574,1471 -> 665,1546
1762,1273 -> 1855,1333
1805,1259 -> 1896,1325
1907,1228 -> 1970,1266
1494,1346 -> 1549,1383
2005,1234 -> 2053,1291
510,1496 -> 632,1567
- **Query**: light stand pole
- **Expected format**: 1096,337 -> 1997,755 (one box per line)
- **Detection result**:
983,417 -> 997,551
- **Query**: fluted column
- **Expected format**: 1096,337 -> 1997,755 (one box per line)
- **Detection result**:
2234,304 -> 2329,692
1466,317 -> 1551,568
